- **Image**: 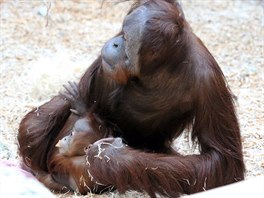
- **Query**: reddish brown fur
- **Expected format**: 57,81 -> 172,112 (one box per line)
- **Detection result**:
47,113 -> 112,193
18,0 -> 245,197
18,108 -> 112,193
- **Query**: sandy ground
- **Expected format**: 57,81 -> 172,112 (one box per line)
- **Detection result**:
0,0 -> 263,197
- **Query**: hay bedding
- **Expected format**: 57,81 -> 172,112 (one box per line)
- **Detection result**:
0,0 -> 263,197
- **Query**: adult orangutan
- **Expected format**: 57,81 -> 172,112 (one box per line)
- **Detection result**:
17,0 -> 245,197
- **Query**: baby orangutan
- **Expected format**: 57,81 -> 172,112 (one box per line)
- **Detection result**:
47,113 -> 110,194
37,82 -> 113,194
55,117 -> 100,156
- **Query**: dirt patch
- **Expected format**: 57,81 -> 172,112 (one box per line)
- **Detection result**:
0,0 -> 263,197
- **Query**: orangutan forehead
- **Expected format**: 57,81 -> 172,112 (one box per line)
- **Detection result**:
123,6 -> 148,34
74,118 -> 91,132
122,5 -> 161,45
123,4 -> 168,34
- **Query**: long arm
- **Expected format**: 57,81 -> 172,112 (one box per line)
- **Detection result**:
85,138 -> 236,198
18,96 -> 71,172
